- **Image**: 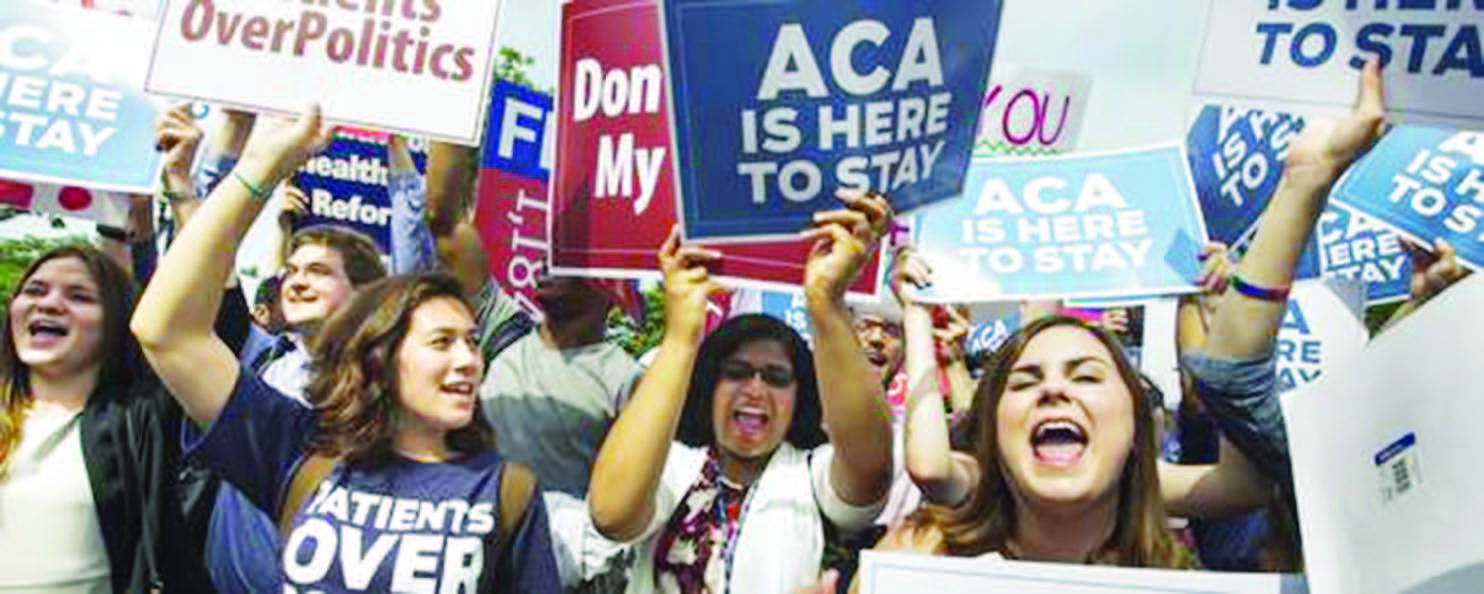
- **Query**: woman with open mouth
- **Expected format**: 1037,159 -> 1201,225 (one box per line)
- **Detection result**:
131,107 -> 561,593
839,60 -> 1390,586
588,191 -> 896,594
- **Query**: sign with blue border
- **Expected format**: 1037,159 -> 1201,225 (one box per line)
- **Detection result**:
661,0 -> 1003,241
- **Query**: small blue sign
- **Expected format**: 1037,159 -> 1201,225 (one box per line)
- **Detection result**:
1333,126 -> 1484,274
663,0 -> 1003,240
482,80 -> 552,181
0,3 -> 163,192
912,146 -> 1209,302
295,135 -> 427,255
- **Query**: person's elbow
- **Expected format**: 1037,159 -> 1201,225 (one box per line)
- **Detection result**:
588,491 -> 649,543
129,304 -> 171,354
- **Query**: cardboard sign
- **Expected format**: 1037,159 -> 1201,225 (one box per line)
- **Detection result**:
1194,1 -> 1484,128
548,0 -> 884,297
293,130 -> 427,255
0,178 -> 129,226
1331,126 -> 1484,271
661,0 -> 1004,241
1275,279 -> 1368,395
1283,274 -> 1484,594
475,81 -> 556,321
911,145 -> 1210,303
1186,104 -> 1411,303
146,0 -> 505,145
0,2 -> 163,193
860,551 -> 1306,594
975,65 -> 1091,158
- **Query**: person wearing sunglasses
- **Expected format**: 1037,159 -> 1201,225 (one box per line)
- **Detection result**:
589,190 -> 896,594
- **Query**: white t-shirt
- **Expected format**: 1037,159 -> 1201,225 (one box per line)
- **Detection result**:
0,405 -> 111,593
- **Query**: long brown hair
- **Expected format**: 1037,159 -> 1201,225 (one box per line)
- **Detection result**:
304,273 -> 494,464
0,245 -> 139,476
913,316 -> 1192,568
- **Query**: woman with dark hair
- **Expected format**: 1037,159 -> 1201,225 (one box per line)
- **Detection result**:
841,61 -> 1390,588
0,244 -> 212,593
131,107 -> 560,593
589,190 -> 896,594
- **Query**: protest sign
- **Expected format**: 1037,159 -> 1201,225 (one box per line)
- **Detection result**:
1194,1 -> 1484,128
912,145 -> 1209,303
1332,126 -> 1484,271
1275,279 -> 1367,395
661,0 -> 1004,241
0,178 -> 129,226
146,0 -> 504,145
1187,104 -> 1410,304
1283,274 -> 1484,594
0,2 -> 163,193
975,65 -> 1090,158
293,129 -> 427,256
475,81 -> 556,320
860,551 -> 1306,594
547,0 -> 885,297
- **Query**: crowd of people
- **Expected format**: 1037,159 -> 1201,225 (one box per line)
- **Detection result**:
0,46 -> 1471,594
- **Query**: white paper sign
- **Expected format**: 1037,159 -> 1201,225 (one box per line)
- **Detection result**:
145,0 -> 504,145
1283,274 -> 1484,594
975,65 -> 1092,157
861,551 -> 1307,594
1194,1 -> 1484,128
1274,278 -> 1368,395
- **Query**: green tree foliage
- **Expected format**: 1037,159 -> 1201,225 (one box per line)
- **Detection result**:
494,47 -> 549,94
606,283 -> 667,358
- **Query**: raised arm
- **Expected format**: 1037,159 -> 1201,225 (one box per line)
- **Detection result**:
1382,238 -> 1471,332
589,227 -> 722,541
802,189 -> 895,506
894,251 -> 975,506
1205,61 -> 1385,361
387,134 -> 438,275
131,108 -> 332,426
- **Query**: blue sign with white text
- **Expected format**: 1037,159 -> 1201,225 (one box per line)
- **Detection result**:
1188,105 -> 1410,304
295,135 -> 428,255
1333,126 -> 1484,272
0,3 -> 162,193
759,290 -> 814,344
662,0 -> 1003,240
912,146 -> 1209,302
482,80 -> 552,181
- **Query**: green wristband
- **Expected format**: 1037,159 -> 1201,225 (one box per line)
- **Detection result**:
232,170 -> 272,202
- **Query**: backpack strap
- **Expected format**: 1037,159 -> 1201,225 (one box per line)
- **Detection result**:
496,461 -> 537,553
278,452 -> 338,536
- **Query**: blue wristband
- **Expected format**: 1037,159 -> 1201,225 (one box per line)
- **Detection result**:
1230,274 -> 1290,302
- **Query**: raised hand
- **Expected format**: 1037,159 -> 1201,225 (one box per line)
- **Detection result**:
238,105 -> 335,188
803,189 -> 893,303
1195,241 -> 1236,295
156,103 -> 204,191
1406,238 -> 1470,303
657,225 -> 723,344
1285,59 -> 1386,183
889,246 -> 933,306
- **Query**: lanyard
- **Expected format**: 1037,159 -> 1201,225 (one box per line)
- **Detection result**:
705,452 -> 757,594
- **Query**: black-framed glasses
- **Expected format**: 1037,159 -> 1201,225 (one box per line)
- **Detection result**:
719,360 -> 795,388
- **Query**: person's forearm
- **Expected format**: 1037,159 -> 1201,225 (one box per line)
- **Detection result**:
902,306 -> 958,503
589,333 -> 698,541
426,141 -> 476,237
135,159 -> 277,349
808,292 -> 892,504
1206,175 -> 1330,361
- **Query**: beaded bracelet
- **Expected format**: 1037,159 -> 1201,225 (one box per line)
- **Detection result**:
1230,274 -> 1290,302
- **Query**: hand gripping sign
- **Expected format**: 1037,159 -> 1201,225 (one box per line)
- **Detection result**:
912,145 -> 1210,303
548,0 -> 885,297
660,0 -> 1004,241
1331,126 -> 1484,272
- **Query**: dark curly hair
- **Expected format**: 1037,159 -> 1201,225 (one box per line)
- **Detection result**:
676,314 -> 826,451
305,273 -> 494,464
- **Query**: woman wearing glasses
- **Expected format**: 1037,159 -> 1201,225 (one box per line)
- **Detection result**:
588,192 -> 897,594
